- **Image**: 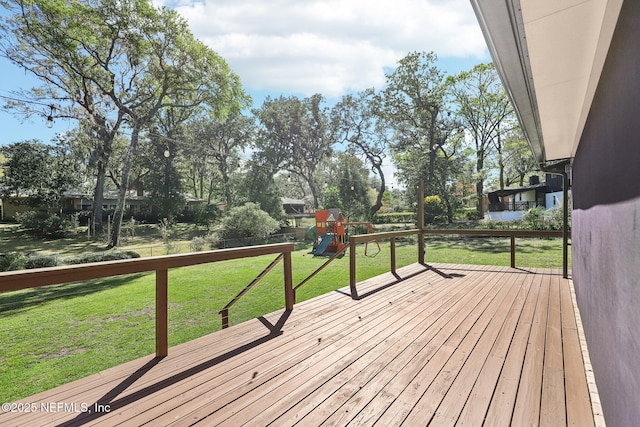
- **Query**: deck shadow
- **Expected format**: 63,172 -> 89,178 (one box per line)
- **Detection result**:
353,266 -> 450,300
59,310 -> 292,426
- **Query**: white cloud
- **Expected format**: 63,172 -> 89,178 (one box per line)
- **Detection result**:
161,0 -> 488,97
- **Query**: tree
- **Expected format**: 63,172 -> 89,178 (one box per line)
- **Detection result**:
448,63 -> 513,216
236,161 -> 284,220
377,52 -> 449,193
502,130 -> 538,187
185,113 -> 254,206
1,0 -> 248,247
0,140 -> 78,209
1,0 -> 128,234
142,124 -> 186,222
375,50 -> 466,220
323,153 -> 371,221
253,94 -> 333,209
321,186 -> 342,210
332,88 -> 388,217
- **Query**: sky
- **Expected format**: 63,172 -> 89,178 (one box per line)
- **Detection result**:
0,0 -> 490,164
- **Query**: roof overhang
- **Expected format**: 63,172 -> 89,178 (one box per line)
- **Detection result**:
470,0 -> 623,165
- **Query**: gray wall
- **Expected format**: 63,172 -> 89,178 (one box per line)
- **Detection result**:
571,1 -> 640,426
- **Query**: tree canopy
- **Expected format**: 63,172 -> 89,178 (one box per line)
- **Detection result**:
1,0 -> 249,246
0,140 -> 78,209
0,22 -> 537,236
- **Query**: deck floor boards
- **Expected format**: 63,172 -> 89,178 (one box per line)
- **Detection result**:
1,263 -> 595,426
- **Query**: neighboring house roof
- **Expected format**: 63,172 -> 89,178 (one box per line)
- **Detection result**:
488,183 -> 549,198
63,189 -> 205,203
281,197 -> 305,205
62,189 -> 92,198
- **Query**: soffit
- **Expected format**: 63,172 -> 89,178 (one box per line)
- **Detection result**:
471,0 -> 623,163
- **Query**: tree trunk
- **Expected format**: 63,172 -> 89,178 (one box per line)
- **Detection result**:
369,163 -> 385,218
497,130 -> 505,190
309,181 -> 320,210
427,108 -> 438,182
92,161 -> 106,235
107,127 -> 140,249
476,180 -> 484,217
220,161 -> 232,207
476,153 -> 484,217
445,198 -> 454,223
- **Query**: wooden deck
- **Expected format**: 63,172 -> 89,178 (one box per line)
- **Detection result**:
1,263 -> 596,426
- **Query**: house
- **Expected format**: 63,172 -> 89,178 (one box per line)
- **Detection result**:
60,188 -> 155,215
484,174 -> 565,220
0,196 -> 31,221
0,189 -> 207,222
472,1 -> 639,425
280,197 -> 311,216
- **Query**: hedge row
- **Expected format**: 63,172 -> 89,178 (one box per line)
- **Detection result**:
0,250 -> 141,272
372,212 -> 416,224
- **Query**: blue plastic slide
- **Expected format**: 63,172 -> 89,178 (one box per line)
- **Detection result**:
314,234 -> 334,255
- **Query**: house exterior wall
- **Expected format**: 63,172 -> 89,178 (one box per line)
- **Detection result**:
0,198 -> 31,220
571,2 -> 640,426
484,211 -> 524,221
545,191 -> 563,210
515,189 -> 536,203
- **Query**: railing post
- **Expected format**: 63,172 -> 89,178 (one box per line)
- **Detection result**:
417,181 -> 425,265
510,234 -> 516,268
390,237 -> 397,275
349,239 -> 358,299
156,268 -> 168,358
283,250 -> 294,310
221,308 -> 229,329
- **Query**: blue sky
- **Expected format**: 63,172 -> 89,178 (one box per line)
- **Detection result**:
1,0 -> 490,148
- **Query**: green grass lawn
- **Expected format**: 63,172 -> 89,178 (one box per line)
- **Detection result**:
0,232 -> 569,402
0,222 -> 212,256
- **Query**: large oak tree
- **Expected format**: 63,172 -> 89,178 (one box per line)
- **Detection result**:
1,0 -> 248,247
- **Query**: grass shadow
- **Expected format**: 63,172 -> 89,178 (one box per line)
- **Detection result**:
0,273 -> 149,317
425,236 -> 562,255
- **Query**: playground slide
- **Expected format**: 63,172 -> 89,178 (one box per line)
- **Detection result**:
314,234 -> 334,256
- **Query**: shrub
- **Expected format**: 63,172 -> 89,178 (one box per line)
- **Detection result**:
205,232 -> 221,248
0,252 -> 26,272
372,212 -> 415,224
15,211 -> 75,238
548,206 -> 571,231
424,195 -> 445,224
64,251 -> 140,265
24,254 -> 59,269
523,207 -> 546,230
180,204 -> 221,229
466,211 -> 484,221
190,236 -> 207,252
220,202 -> 280,239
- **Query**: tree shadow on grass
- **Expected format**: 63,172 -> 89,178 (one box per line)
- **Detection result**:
0,273 -> 149,317
425,236 -> 561,255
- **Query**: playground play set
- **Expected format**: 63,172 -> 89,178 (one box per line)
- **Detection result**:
311,209 -> 379,256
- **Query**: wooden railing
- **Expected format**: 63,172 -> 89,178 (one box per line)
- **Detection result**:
0,243 -> 295,358
347,228 -> 565,299
423,229 -> 564,269
349,229 -> 422,299
219,253 -> 285,329
294,244 -> 349,295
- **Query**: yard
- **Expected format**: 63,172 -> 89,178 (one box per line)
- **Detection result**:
0,222 -> 570,402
